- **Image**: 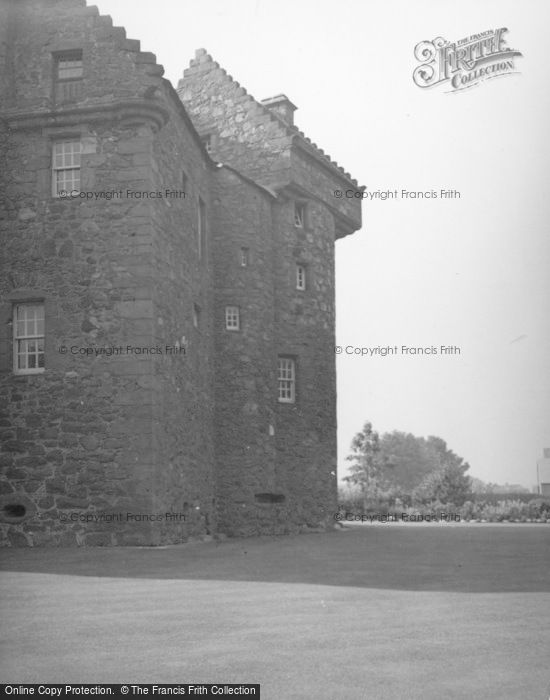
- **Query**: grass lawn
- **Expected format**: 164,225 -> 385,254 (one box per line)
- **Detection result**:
1,524 -> 549,699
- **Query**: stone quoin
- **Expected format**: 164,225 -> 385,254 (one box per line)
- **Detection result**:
0,0 -> 363,546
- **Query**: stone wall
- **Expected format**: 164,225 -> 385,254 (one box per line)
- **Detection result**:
211,167 -> 284,535
272,197 -> 338,530
0,0 -> 363,545
0,0 -> 214,546
148,81 -> 216,543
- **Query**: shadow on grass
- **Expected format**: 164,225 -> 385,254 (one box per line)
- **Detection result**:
1,525 -> 549,593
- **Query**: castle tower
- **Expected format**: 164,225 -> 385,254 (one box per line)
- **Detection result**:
0,0 -> 217,545
0,3 -> 362,545
178,50 -> 363,535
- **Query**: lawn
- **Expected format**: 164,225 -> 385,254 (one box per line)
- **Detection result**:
1,524 -> 549,699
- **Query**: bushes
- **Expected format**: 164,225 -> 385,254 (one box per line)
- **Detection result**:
337,487 -> 550,522
463,498 -> 550,522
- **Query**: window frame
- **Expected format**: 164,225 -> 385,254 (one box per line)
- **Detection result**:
54,50 -> 84,82
13,303 -> 45,375
51,139 -> 82,197
277,356 -> 296,403
201,134 -> 213,154
225,306 -> 240,331
240,247 -> 250,267
294,202 -> 306,228
296,263 -> 306,291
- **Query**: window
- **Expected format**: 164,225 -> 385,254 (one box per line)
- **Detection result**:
55,51 -> 83,80
193,303 -> 201,328
277,357 -> 295,403
296,264 -> 306,290
240,247 -> 249,267
52,140 -> 81,196
54,50 -> 83,103
182,170 -> 188,195
197,197 -> 206,260
225,306 -> 240,331
294,202 -> 305,228
13,303 -> 45,375
201,134 -> 213,153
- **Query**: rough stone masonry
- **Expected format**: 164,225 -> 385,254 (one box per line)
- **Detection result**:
0,0 -> 362,546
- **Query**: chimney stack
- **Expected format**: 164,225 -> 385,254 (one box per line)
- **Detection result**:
260,94 -> 297,126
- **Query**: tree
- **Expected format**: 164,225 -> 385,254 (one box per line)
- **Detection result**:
412,461 -> 472,506
344,422 -> 472,504
376,431 -> 440,492
343,422 -> 384,503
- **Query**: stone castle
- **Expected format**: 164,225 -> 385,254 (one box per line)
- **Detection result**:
0,0 -> 362,546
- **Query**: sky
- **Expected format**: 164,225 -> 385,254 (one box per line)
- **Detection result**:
94,0 -> 550,488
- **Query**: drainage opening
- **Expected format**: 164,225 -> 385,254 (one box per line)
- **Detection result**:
255,493 -> 286,504
4,503 -> 26,518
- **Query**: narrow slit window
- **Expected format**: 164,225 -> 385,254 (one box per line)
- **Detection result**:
294,202 -> 305,228
296,264 -> 306,290
193,303 -> 201,328
240,247 -> 249,267
201,134 -> 213,153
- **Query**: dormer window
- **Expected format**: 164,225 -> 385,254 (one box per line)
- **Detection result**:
294,202 -> 305,228
56,51 -> 83,80
54,50 -> 83,103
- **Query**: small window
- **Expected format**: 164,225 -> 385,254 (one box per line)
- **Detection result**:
201,134 -> 213,153
296,264 -> 306,290
278,357 -> 295,403
193,303 -> 201,328
294,202 -> 305,228
52,140 -> 81,196
197,197 -> 206,260
225,306 -> 240,331
240,247 -> 249,267
55,51 -> 83,81
13,303 -> 45,375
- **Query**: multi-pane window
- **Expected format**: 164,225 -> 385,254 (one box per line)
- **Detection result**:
240,247 -> 249,267
296,264 -> 306,290
225,306 -> 240,331
198,197 -> 206,260
54,50 -> 83,103
52,140 -> 81,196
278,357 -> 295,403
294,202 -> 305,228
13,303 -> 45,374
55,52 -> 83,80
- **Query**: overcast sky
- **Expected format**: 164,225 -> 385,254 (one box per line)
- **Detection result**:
95,0 -> 550,488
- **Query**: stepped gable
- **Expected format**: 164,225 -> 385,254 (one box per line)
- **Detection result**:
83,5 -> 165,80
179,48 -> 360,187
